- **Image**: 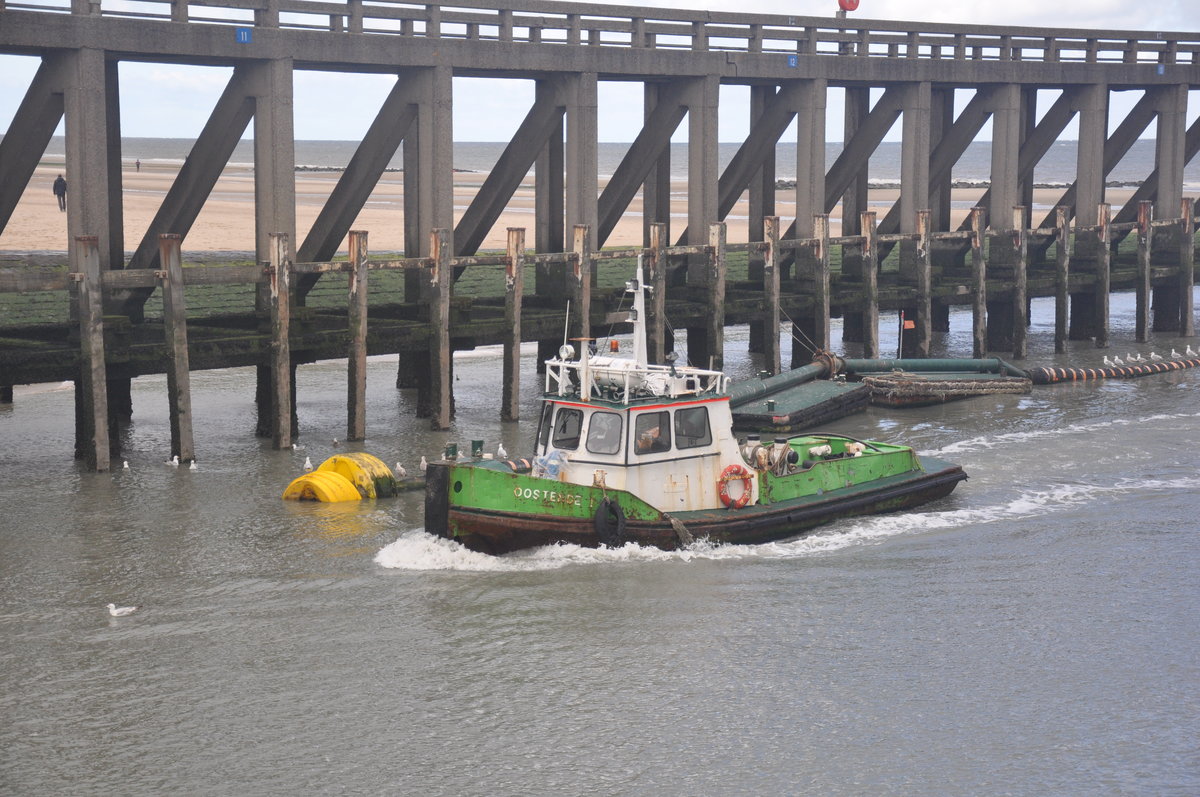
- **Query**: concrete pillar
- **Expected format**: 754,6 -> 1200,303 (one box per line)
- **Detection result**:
1073,83 -> 1107,228
988,84 -> 1022,232
928,87 -> 955,231
1153,83 -> 1187,222
794,79 -> 827,239
899,81 -> 931,235
104,60 -> 124,270
63,48 -> 113,274
841,86 -> 870,341
642,82 -> 672,247
407,65 -> 454,258
685,74 -> 720,253
565,72 -> 598,254
248,58 -> 296,267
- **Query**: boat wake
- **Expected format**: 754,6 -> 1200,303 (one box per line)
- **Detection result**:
927,410 -> 1200,457
375,472 -> 1192,572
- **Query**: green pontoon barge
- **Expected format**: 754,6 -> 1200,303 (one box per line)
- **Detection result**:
424,260 -> 966,555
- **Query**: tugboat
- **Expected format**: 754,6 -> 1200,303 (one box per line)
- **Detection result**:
424,259 -> 967,555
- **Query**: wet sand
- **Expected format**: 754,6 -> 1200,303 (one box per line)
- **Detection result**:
2,161 -> 1136,258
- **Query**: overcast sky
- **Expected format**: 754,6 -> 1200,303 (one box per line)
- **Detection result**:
0,0 -> 1195,143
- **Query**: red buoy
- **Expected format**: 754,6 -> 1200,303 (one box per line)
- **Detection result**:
838,0 -> 860,10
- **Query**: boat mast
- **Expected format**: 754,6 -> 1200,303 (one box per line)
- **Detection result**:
630,256 -> 648,368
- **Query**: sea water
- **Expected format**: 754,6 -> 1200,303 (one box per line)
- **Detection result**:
0,291 -> 1197,794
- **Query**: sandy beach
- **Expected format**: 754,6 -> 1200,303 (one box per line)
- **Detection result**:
2,159 -> 1136,259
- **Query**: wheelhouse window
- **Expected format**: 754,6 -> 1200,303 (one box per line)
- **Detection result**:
551,407 -> 583,450
536,403 -> 554,451
634,411 -> 671,454
674,406 -> 712,449
586,412 -> 623,455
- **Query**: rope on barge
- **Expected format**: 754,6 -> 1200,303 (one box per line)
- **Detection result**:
1027,357 -> 1200,384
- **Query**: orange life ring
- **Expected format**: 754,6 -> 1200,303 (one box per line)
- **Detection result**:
718,464 -> 753,509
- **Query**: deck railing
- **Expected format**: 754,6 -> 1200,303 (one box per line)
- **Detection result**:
3,0 -> 1197,65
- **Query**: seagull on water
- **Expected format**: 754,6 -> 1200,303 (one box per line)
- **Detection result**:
123,460 -> 130,470
497,443 -> 508,460
1149,351 -> 1163,361
168,455 -> 179,467
419,455 -> 428,473
189,460 -> 198,470
303,456 -> 313,472
395,462 -> 407,479
106,603 -> 138,617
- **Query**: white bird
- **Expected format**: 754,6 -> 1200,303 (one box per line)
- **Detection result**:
1103,355 -> 1114,367
1170,348 -> 1182,359
303,456 -> 313,472
419,455 -> 428,473
123,460 -> 130,470
168,455 -> 179,467
106,603 -> 138,617
1113,355 -> 1125,365
291,443 -> 298,450
1149,351 -> 1163,361
189,460 -> 198,470
497,443 -> 507,460
1136,353 -> 1147,363
395,462 -> 407,479
1187,345 -> 1198,357
332,438 -> 339,446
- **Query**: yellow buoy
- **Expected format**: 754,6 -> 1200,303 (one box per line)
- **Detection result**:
282,469 -> 362,502
282,452 -> 399,502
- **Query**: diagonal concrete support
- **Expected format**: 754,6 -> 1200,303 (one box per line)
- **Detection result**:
456,88 -> 565,255
125,66 -> 256,278
297,76 -> 418,269
597,81 -> 687,246
0,54 -> 67,237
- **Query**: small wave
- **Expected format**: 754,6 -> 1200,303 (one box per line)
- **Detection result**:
928,411 -> 1200,456
375,473 -> 1193,572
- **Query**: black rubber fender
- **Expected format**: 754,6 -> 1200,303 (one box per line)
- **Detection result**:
593,498 -> 627,548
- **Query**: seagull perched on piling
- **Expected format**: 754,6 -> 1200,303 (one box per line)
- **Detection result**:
497,443 -> 507,460
106,603 -> 138,617
303,456 -> 313,472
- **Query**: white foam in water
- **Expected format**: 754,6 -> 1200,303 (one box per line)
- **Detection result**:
375,473 -> 1194,572
928,410 -> 1200,457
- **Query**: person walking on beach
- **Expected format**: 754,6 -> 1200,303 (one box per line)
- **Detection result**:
135,159 -> 140,172
52,174 -> 67,211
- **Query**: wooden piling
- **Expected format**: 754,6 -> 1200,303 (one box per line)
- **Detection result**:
1136,200 -> 1151,343
268,232 -> 292,450
1054,207 -> 1070,354
1012,206 -> 1028,359
812,214 -> 832,357
347,230 -> 368,441
502,227 -> 524,422
970,207 -> 987,358
914,209 -> 932,357
73,236 -> 110,471
762,216 -> 781,375
1096,204 -> 1111,349
429,228 -> 453,431
646,222 -> 667,364
158,234 -> 195,463
707,222 -> 726,370
570,224 -> 591,342
861,211 -> 879,358
1181,197 -> 1195,338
